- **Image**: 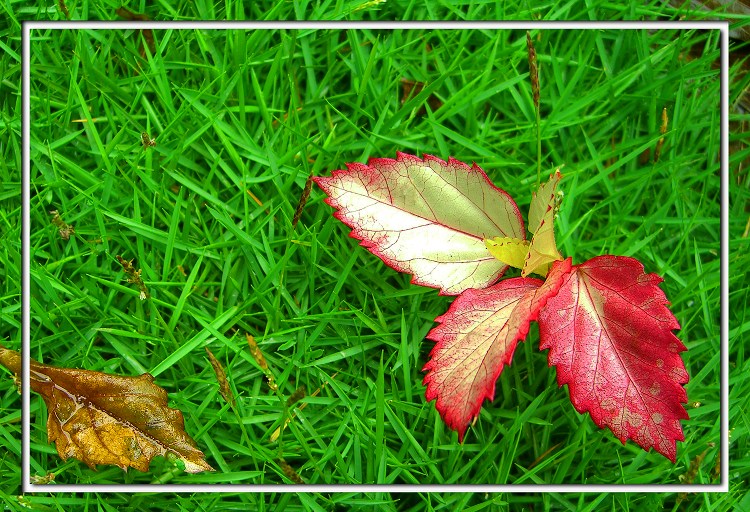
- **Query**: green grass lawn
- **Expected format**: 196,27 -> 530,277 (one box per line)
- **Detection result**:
0,0 -> 746,510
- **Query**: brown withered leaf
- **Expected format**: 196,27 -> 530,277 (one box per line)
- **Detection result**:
0,345 -> 213,474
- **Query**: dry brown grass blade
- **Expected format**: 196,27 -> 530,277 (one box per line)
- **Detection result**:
114,7 -> 156,57
278,457 -> 304,484
655,107 -> 668,162
712,446 -> 721,481
286,386 -> 306,408
526,31 -> 540,112
399,77 -> 443,115
245,333 -> 277,391
292,174 -> 314,228
57,0 -> 69,19
205,347 -> 236,408
677,443 -> 714,504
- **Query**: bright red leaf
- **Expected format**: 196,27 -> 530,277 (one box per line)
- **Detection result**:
423,259 -> 571,440
537,256 -> 689,461
314,152 -> 524,295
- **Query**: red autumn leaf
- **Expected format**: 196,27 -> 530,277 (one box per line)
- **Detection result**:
423,259 -> 571,440
537,256 -> 689,461
314,152 -> 524,295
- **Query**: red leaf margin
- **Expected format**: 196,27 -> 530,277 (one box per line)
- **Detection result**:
423,258 -> 572,440
538,256 -> 689,462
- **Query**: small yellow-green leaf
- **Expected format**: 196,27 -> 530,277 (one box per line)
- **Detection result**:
523,170 -> 564,277
484,237 -> 529,269
522,211 -> 561,277
529,169 -> 562,234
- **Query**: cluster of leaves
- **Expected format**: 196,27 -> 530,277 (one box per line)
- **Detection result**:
314,152 -> 690,462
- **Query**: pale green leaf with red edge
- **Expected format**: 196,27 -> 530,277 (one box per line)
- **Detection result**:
537,256 -> 689,462
313,152 -> 525,295
423,258 -> 571,440
522,170 -> 563,277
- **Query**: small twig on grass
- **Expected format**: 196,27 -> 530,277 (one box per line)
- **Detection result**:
526,31 -> 542,185
292,174 -> 314,228
50,210 -> 74,240
654,107 -> 668,162
116,255 -> 150,300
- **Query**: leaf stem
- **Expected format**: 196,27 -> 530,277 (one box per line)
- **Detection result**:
526,31 -> 542,186
536,107 -> 542,185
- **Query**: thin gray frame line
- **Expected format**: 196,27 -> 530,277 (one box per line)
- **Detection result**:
21,19 -> 729,493
720,16 -> 730,493
26,20 -> 726,30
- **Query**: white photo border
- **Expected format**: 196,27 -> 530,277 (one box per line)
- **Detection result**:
21,19 -> 730,493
